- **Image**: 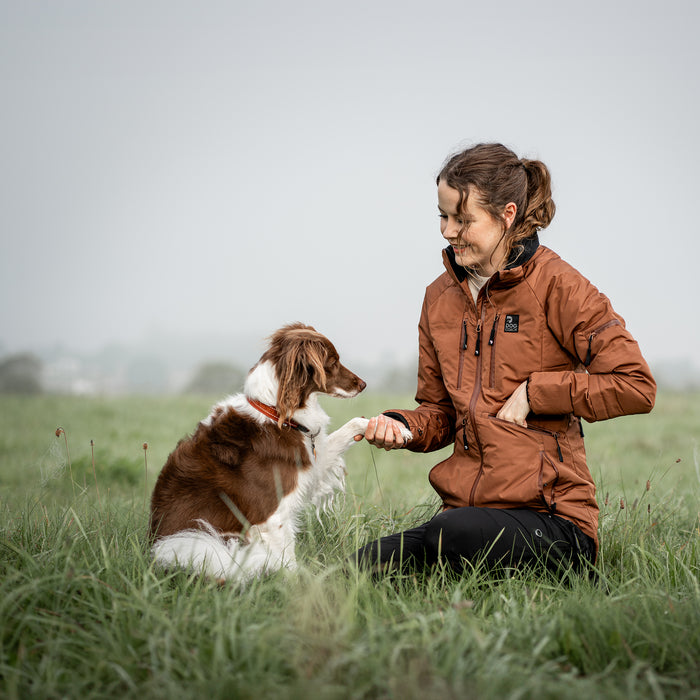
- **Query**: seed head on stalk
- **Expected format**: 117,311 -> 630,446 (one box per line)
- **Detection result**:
55,427 -> 75,497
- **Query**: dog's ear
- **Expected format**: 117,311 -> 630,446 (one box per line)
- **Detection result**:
304,342 -> 328,393
276,338 -> 327,422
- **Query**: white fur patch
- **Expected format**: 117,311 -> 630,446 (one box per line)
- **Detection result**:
151,521 -> 285,584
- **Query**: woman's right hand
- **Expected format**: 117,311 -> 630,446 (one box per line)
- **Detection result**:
364,415 -> 409,450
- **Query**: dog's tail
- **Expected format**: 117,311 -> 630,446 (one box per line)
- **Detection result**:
150,521 -> 282,584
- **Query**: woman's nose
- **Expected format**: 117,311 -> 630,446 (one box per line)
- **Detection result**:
442,220 -> 461,241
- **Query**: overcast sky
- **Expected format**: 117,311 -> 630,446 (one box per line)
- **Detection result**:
1,0 -> 698,372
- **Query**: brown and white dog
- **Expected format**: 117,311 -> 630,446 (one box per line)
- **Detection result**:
149,324 -> 410,584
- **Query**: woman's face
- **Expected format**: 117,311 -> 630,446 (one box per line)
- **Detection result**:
437,179 -> 515,277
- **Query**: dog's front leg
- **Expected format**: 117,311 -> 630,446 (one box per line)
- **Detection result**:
307,417 -> 369,509
311,417 -> 412,510
327,416 -> 413,456
325,416 -> 370,460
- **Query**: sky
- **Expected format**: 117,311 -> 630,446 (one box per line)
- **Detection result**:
1,0 -> 699,376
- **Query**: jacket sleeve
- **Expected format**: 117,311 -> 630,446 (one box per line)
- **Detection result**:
526,269 -> 656,423
384,295 -> 456,452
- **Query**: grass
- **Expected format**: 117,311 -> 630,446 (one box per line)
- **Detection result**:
0,391 -> 699,699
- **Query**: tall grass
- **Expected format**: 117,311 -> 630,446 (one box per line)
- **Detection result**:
1,392 -> 699,698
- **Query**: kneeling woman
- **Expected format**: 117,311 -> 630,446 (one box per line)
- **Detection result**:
357,143 -> 655,575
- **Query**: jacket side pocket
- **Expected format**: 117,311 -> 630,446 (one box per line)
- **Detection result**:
539,451 -> 560,513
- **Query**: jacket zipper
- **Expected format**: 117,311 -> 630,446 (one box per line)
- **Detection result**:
464,312 -> 499,457
539,454 -> 560,513
584,319 -> 621,366
488,314 -> 499,388
467,303 -> 487,506
457,318 -> 468,389
553,432 -> 563,462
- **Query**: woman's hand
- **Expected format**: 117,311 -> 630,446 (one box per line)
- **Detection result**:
496,380 -> 530,427
363,415 -> 409,450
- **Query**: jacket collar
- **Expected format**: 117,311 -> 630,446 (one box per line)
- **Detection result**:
443,233 -> 540,286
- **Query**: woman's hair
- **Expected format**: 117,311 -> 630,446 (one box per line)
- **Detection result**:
437,143 -> 555,264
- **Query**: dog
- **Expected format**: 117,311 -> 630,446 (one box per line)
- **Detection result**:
149,323 -> 411,584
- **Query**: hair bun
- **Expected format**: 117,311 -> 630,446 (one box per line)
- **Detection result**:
521,158 -> 555,232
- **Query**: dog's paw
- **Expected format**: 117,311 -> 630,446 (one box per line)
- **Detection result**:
344,416 -> 369,437
342,416 -> 412,445
398,426 -> 413,444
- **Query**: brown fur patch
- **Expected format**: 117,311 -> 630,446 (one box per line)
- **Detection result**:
149,406 -> 310,539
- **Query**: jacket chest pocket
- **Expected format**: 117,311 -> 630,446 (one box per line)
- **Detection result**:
433,320 -> 471,391
487,315 -> 499,388
485,314 -> 548,390
455,316 -> 494,390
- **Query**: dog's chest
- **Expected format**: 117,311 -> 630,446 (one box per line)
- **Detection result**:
263,463 -> 315,528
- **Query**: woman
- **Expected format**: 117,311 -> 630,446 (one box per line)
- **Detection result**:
357,143 -> 656,576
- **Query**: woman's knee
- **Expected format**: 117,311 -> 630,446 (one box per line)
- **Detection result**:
422,517 -> 444,564
423,510 -> 481,567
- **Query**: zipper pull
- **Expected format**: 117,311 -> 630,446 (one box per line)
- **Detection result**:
462,320 -> 468,350
462,418 -> 469,451
554,434 -> 563,462
474,322 -> 481,356
489,314 -> 499,346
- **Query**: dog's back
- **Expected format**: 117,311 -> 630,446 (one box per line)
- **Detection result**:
149,404 -> 313,540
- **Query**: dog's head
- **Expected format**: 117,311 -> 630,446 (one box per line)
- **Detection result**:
262,323 -> 366,423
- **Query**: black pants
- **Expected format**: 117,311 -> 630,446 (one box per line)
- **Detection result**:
353,507 -> 596,576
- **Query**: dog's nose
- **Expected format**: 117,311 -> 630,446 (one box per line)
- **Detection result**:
358,379 -> 367,392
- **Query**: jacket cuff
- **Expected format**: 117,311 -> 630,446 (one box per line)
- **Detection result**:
527,371 -> 575,415
382,411 -> 410,429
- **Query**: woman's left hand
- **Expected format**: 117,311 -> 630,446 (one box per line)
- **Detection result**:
496,380 -> 530,427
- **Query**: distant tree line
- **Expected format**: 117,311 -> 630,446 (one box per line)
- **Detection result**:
3,350 -> 698,396
0,353 -> 43,394
0,352 -> 249,396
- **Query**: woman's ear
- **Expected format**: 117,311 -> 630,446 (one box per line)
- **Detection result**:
503,202 -> 517,230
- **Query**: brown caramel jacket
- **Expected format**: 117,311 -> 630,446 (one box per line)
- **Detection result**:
388,240 -> 656,549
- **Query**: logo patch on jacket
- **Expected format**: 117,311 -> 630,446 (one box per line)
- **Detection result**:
504,314 -> 520,333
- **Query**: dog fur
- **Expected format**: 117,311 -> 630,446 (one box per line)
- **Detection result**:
149,323 -> 411,584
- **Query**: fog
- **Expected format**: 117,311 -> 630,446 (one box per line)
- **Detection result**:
2,0 -> 699,391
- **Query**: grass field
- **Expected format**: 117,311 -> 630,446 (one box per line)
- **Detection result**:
1,391 -> 699,699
